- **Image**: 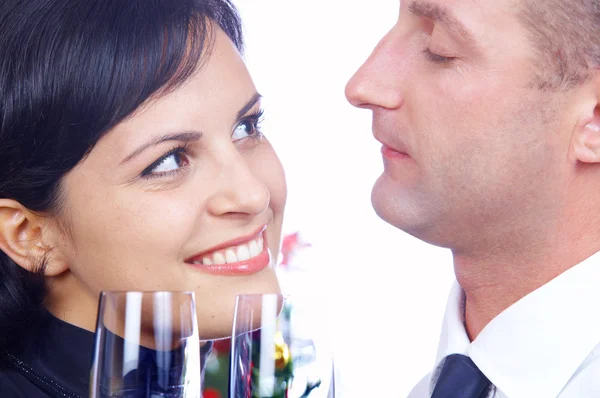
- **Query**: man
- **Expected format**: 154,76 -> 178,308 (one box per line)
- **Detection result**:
346,0 -> 600,397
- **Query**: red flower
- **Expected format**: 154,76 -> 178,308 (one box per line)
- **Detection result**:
211,337 -> 231,354
280,232 -> 311,267
203,388 -> 221,398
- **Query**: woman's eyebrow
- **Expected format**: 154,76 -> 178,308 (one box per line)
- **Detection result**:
120,131 -> 202,165
237,92 -> 262,120
120,93 -> 261,165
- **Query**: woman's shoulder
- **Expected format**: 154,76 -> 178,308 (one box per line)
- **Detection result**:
0,312 -> 92,398
0,350 -> 79,398
0,362 -> 48,398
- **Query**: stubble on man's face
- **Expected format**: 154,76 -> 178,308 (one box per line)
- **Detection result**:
350,0 -> 577,252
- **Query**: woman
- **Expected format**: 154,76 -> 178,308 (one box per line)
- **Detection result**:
0,0 -> 287,396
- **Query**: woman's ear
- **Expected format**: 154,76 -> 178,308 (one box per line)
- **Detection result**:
0,199 -> 68,276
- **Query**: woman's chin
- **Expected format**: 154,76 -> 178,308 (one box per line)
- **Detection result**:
196,274 -> 281,340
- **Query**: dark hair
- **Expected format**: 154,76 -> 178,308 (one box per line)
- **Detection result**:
0,0 -> 243,353
519,0 -> 600,90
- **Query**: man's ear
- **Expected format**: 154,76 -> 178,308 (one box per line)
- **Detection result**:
572,104 -> 600,163
0,199 -> 68,276
572,73 -> 600,164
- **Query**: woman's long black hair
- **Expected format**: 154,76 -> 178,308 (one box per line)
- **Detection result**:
0,0 -> 243,354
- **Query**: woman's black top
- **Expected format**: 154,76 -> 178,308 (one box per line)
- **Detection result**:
0,312 -> 212,397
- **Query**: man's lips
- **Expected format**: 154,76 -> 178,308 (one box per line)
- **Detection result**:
381,144 -> 410,160
373,131 -> 410,159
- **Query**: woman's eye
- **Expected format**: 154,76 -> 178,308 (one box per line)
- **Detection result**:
232,121 -> 254,141
232,111 -> 264,142
142,148 -> 189,178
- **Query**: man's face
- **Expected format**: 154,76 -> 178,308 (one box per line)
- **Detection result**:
345,0 -> 580,250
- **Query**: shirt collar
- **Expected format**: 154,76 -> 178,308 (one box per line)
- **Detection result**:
433,250 -> 600,398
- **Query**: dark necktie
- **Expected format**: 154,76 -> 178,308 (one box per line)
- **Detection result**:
431,354 -> 491,398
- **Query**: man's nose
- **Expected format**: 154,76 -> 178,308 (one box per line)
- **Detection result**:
345,32 -> 405,111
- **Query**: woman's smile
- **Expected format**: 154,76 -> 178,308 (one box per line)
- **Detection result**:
185,226 -> 272,275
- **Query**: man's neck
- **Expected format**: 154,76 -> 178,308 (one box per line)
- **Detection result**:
454,226 -> 600,341
449,162 -> 600,340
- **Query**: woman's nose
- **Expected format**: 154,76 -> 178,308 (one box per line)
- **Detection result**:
207,154 -> 270,218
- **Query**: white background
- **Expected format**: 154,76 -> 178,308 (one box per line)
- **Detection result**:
236,2 -> 456,396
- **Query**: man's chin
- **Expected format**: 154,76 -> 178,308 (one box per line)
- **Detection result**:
370,176 -> 416,230
371,180 -> 451,248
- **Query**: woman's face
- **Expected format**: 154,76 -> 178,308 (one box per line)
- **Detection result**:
48,27 -> 287,339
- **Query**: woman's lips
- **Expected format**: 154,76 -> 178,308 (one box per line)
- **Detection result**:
186,231 -> 271,276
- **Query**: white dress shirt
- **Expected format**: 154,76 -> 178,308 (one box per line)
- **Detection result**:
408,251 -> 600,398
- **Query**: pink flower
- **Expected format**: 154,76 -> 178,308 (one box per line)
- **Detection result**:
280,232 -> 311,268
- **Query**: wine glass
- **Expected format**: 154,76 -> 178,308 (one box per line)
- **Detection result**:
229,294 -> 335,398
90,291 -> 204,398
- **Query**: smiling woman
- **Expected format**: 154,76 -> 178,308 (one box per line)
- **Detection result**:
0,0 -> 286,396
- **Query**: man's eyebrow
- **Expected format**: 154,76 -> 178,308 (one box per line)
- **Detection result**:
120,131 -> 202,165
408,0 -> 477,47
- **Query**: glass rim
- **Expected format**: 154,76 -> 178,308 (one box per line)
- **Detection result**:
234,292 -> 326,300
99,290 -> 196,296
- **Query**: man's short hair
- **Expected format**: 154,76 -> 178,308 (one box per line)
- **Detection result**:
519,0 -> 600,90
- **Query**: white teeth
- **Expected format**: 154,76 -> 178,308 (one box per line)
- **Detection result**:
213,252 -> 226,265
195,234 -> 265,266
236,244 -> 251,261
225,249 -> 238,263
249,240 -> 261,257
